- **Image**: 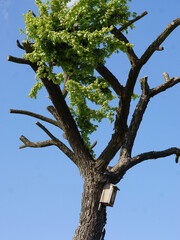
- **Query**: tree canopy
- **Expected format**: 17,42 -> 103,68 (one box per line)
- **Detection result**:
21,0 -> 137,148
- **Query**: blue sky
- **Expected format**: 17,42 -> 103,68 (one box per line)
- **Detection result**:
0,0 -> 180,239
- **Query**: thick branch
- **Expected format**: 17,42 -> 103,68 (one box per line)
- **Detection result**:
130,147 -> 180,168
96,97 -> 128,171
120,75 -> 179,158
108,147 -> 180,183
139,76 -> 149,95
110,74 -> 180,179
7,55 -> 31,65
96,63 -> 124,97
9,109 -> 59,128
123,94 -> 150,157
139,18 -> 180,66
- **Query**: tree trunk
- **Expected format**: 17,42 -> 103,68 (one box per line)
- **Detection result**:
73,176 -> 107,240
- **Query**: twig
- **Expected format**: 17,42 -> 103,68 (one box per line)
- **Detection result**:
90,140 -> 97,149
28,9 -> 36,17
118,11 -> 148,32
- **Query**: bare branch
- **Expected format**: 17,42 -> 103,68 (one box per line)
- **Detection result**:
108,147 -> 180,183
130,147 -> 180,168
90,140 -> 97,149
118,11 -> 148,32
149,76 -> 180,97
36,121 -> 59,142
19,135 -> 54,149
47,105 -> 60,122
35,122 -> 76,163
139,76 -> 149,95
16,40 -> 24,50
139,17 -> 180,66
7,55 -> 31,65
19,134 -> 76,164
28,9 -> 36,17
122,94 -> 150,157
175,155 -> 179,163
96,63 -> 124,97
110,11 -> 147,65
111,29 -> 139,65
22,40 -> 34,53
9,109 -> 59,128
46,106 -> 66,138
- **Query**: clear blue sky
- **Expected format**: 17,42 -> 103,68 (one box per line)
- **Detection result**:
0,0 -> 180,239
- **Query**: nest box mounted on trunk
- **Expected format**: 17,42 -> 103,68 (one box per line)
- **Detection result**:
99,183 -> 119,208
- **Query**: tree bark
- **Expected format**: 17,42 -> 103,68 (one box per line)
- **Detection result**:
73,175 -> 107,240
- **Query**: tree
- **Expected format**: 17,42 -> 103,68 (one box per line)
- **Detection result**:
7,0 -> 180,239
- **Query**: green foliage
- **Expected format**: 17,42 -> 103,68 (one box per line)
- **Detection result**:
66,76 -> 117,148
21,0 -> 137,147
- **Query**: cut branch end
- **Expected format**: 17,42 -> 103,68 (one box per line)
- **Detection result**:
156,46 -> 164,51
163,72 -> 170,82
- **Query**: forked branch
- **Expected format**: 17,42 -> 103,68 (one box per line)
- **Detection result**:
19,136 -> 54,149
35,121 -> 76,163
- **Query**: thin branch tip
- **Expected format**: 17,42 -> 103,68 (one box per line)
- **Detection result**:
16,40 -> 24,50
90,140 -> 97,149
175,155 -> 179,163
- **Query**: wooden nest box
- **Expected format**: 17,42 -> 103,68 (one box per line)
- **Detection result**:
99,183 -> 119,207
